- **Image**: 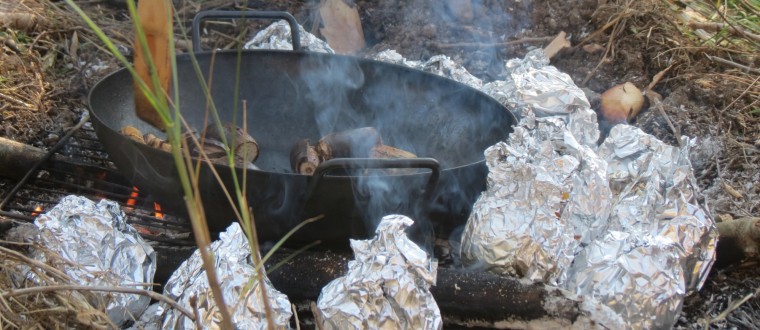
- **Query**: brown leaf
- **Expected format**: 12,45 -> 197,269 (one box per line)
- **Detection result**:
318,0 -> 365,54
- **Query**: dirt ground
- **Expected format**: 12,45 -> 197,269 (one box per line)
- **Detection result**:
1,0 -> 759,328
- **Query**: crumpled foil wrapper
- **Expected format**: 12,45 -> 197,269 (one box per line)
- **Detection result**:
162,222 -> 292,329
505,49 -> 599,146
596,125 -> 717,293
460,118 -> 611,285
371,49 -> 423,68
372,50 -> 482,89
561,125 -> 717,329
244,20 -> 334,53
26,195 -> 156,326
566,231 -> 686,330
316,214 -> 441,330
419,55 -> 483,89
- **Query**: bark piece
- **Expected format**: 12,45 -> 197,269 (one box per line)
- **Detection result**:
318,0 -> 366,54
543,31 -> 571,59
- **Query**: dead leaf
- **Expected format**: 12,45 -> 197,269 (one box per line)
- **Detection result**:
722,181 -> 744,199
543,31 -> 570,59
319,0 -> 365,54
69,31 -> 79,62
582,43 -> 605,54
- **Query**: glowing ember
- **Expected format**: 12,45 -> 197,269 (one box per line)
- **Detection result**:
31,205 -> 43,217
126,187 -> 139,210
154,202 -> 164,219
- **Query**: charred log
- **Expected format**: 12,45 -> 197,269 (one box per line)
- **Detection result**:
261,249 -> 598,327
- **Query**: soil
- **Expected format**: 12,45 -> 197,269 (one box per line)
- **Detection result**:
1,0 -> 758,328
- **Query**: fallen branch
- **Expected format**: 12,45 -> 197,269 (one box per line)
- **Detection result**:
433,36 -> 553,49
704,285 -> 760,326
1,284 -> 195,321
706,55 -> 760,74
688,21 -> 760,43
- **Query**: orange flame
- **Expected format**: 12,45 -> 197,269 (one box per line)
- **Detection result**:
31,205 -> 43,217
153,202 -> 164,219
126,187 -> 139,209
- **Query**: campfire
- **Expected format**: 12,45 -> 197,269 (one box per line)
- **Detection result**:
2,0 -> 759,329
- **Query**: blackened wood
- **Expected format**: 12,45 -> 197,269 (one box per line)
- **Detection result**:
263,249 -> 583,323
0,137 -> 47,179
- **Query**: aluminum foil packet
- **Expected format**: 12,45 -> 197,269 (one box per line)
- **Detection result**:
371,51 -> 483,89
460,118 -> 611,285
566,231 -> 686,329
162,222 -> 292,329
505,49 -> 599,146
596,125 -> 717,293
371,49 -> 423,68
244,20 -> 334,53
316,214 -> 441,330
24,195 -> 156,326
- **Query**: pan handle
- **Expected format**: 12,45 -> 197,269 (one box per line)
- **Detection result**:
305,158 -> 441,203
191,10 -> 302,53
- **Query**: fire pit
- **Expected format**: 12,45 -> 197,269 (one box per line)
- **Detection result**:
87,11 -> 517,247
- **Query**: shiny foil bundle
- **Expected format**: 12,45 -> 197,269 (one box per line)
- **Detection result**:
563,125 -> 717,328
460,118 -> 611,285
29,195 -> 156,326
244,20 -> 334,53
597,125 -> 717,293
162,223 -> 292,329
316,215 -> 441,330
505,49 -> 599,146
420,55 -> 483,89
371,49 -> 423,68
566,231 -> 686,329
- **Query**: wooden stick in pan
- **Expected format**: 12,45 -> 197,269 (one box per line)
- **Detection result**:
133,0 -> 172,129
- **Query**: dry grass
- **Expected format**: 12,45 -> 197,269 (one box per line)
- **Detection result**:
0,242 -> 115,329
1,1 -> 130,143
583,0 -> 758,106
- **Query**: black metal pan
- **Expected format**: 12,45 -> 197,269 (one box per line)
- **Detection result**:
88,10 -> 516,247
